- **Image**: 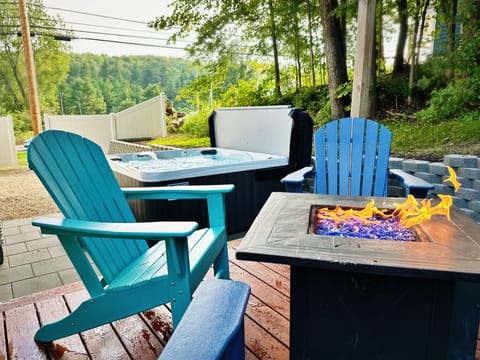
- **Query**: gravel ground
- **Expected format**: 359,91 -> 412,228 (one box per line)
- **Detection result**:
0,167 -> 59,220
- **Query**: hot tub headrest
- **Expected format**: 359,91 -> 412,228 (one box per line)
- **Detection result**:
208,106 -> 312,169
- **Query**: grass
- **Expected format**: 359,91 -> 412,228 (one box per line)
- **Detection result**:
385,117 -> 480,161
148,134 -> 211,148
17,151 -> 28,167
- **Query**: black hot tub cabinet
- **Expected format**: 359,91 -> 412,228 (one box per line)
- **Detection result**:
110,106 -> 313,234
236,192 -> 480,360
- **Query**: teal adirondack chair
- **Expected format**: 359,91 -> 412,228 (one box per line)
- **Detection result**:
28,130 -> 234,343
281,117 -> 434,197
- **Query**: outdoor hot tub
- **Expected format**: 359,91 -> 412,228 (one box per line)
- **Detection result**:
109,106 -> 313,234
108,147 -> 289,183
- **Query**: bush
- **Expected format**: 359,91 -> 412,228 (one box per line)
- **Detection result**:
376,74 -> 410,111
12,112 -> 33,141
180,110 -> 210,138
416,75 -> 480,123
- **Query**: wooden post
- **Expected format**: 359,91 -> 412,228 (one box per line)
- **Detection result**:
351,0 -> 376,118
18,0 -> 42,135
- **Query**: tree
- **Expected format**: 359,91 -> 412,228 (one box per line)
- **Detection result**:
438,0 -> 458,54
150,0 -> 289,97
407,0 -> 430,106
306,0 -> 319,87
60,54 -> 196,112
0,0 -> 70,116
318,0 -> 349,118
60,78 -> 106,115
267,0 -> 282,96
393,0 -> 408,74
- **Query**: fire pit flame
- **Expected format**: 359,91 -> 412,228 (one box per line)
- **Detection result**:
313,167 -> 459,241
444,166 -> 461,192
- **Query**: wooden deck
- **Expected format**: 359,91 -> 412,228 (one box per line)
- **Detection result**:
0,239 -> 289,359
0,238 -> 478,359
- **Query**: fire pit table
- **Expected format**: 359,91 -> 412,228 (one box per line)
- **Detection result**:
236,192 -> 480,359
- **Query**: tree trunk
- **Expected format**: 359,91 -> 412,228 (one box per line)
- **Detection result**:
444,0 -> 458,53
393,0 -> 408,75
292,9 -> 302,90
306,0 -> 316,88
319,0 -> 349,119
407,0 -> 420,106
377,0 -> 385,74
416,0 -> 430,62
295,45 -> 302,90
268,0 -> 282,97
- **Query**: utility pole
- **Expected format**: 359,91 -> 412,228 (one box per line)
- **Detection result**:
18,0 -> 42,135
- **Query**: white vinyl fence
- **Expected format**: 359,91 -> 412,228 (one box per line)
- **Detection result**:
44,114 -> 114,152
0,115 -> 17,168
114,95 -> 166,141
44,94 -> 167,153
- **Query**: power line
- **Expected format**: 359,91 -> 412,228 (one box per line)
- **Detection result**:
0,21 -> 193,45
72,36 -> 187,50
31,18 -> 165,35
5,30 -> 265,58
11,15 -> 187,42
3,2 -> 181,31
6,30 -> 189,51
41,5 -> 148,25
1,3 -> 262,57
1,2 -> 194,52
28,24 -> 192,44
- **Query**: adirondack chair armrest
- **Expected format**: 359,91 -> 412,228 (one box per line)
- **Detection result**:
159,279 -> 251,360
280,166 -> 314,193
122,184 -> 235,201
388,169 -> 435,198
32,217 -> 199,240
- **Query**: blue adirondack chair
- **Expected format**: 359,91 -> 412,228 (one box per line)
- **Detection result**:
281,117 -> 434,197
27,130 -> 234,343
158,279 -> 251,360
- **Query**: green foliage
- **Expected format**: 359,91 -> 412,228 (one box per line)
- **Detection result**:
0,0 -> 70,116
415,29 -> 480,124
176,61 -> 263,112
12,113 -> 33,140
59,54 -> 197,114
59,78 -> 107,115
180,111 -> 211,138
277,86 -> 330,126
416,76 -> 480,123
415,56 -> 450,93
150,0 -> 326,100
221,79 -> 264,107
376,74 -> 410,110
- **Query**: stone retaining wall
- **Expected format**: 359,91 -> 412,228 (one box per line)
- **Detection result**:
389,154 -> 480,223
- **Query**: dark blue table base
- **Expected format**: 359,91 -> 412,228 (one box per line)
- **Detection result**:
290,266 -> 480,360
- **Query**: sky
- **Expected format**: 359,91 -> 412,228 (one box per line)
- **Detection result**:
41,0 -> 190,57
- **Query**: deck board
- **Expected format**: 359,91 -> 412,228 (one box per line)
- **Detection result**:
36,296 -> 88,357
0,239 -> 477,359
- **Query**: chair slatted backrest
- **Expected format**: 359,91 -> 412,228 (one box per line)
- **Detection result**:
28,130 -> 149,283
314,118 -> 392,197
